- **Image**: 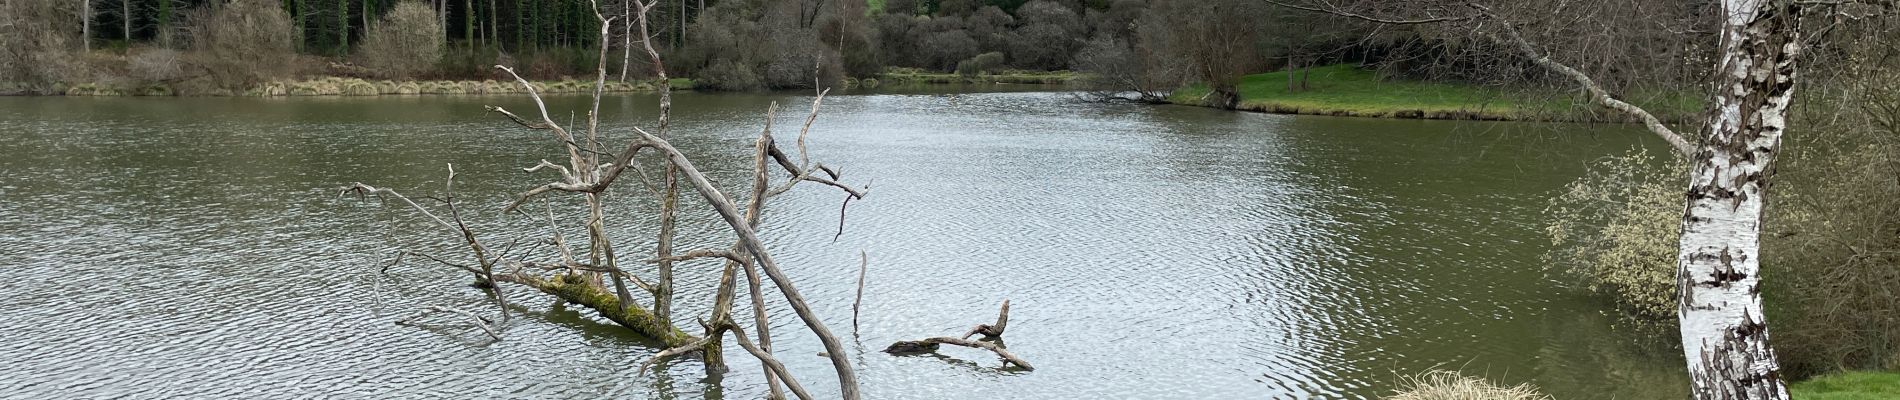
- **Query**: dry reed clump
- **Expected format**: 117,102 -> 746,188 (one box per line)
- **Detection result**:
343,80 -> 379,96
1386,370 -> 1553,400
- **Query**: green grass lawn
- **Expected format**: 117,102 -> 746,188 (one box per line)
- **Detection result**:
1792,371 -> 1900,400
1170,64 -> 1699,122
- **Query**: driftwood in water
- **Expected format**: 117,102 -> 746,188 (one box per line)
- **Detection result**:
884,337 -> 1034,371
887,299 -> 1030,370
961,299 -> 1009,339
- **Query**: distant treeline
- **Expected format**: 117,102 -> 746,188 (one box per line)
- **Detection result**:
0,0 -> 1716,96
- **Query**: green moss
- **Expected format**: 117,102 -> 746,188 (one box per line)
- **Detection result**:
1792,371 -> 1900,400
515,273 -> 696,347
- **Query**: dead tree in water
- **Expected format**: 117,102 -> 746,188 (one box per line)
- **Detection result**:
341,1 -> 867,399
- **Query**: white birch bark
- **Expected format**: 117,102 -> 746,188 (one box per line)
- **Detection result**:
620,0 -> 632,82
1675,0 -> 1802,398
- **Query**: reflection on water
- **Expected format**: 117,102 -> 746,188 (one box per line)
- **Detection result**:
0,91 -> 1683,399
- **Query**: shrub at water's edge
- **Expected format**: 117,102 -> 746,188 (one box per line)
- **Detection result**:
1543,148 -> 1685,325
1541,71 -> 1900,380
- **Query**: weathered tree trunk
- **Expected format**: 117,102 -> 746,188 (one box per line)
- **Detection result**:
1285,58 -> 1295,92
620,0 -> 632,81
1674,1 -> 1801,399
495,271 -> 698,346
81,0 -> 91,51
121,0 -> 129,44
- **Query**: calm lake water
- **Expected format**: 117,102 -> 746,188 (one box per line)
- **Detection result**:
0,90 -> 1689,399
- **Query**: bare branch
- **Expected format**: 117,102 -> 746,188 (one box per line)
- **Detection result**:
853,251 -> 868,336
485,105 -> 551,130
884,337 -> 1033,370
1261,0 -> 1473,25
637,130 -> 860,399
341,183 -> 457,235
960,299 -> 1011,340
524,159 -> 578,183
394,250 -> 482,275
649,249 -> 745,264
638,335 -> 716,376
399,306 -> 502,340
724,322 -> 816,400
1470,6 -> 1698,157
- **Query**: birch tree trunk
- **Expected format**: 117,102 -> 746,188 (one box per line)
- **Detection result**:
621,1 -> 631,82
1675,0 -> 1802,398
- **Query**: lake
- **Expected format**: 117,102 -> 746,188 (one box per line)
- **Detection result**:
0,89 -> 1687,399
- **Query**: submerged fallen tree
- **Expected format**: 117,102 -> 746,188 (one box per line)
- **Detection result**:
885,300 -> 1033,370
340,1 -> 870,399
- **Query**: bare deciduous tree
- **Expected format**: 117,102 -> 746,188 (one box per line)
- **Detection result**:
342,1 -> 870,399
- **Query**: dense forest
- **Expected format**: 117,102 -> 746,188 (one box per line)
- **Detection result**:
0,0 -> 1729,99
1,0 -> 1164,93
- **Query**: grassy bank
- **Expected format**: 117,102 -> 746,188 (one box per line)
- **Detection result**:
1791,371 -> 1900,399
1169,64 -> 1699,122
881,68 -> 1076,85
28,77 -> 694,97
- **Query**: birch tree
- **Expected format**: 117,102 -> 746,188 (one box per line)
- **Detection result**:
1260,0 -> 1866,398
1671,1 -> 1801,397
